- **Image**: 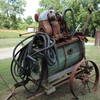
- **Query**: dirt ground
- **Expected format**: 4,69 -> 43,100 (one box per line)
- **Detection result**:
1,81 -> 100,100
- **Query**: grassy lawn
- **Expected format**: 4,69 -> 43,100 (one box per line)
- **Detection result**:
86,45 -> 100,65
0,30 -> 35,48
0,31 -> 22,48
87,37 -> 95,43
0,30 -> 25,48
0,38 -> 24,48
0,45 -> 100,100
0,31 -> 19,39
0,59 -> 15,98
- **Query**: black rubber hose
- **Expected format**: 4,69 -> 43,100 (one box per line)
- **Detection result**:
11,32 -> 57,94
33,32 -> 57,66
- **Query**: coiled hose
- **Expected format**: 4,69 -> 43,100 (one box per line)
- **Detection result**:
11,32 -> 57,93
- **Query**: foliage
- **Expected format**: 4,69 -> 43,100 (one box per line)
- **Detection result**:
38,0 -> 64,13
24,16 -> 33,25
38,0 -> 100,30
18,22 -> 38,30
18,23 -> 29,30
0,0 -> 38,30
0,0 -> 26,29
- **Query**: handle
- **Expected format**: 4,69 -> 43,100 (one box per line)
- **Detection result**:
63,8 -> 76,35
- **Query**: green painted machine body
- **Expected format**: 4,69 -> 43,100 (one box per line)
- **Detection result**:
48,38 -> 85,76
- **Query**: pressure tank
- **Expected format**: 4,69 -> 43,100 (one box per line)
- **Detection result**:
48,37 -> 85,77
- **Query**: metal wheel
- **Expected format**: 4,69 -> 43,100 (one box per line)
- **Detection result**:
10,53 -> 44,94
70,60 -> 99,99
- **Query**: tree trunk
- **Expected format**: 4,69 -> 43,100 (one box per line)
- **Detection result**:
95,30 -> 100,46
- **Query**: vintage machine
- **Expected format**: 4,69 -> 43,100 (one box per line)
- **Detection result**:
10,8 -> 99,99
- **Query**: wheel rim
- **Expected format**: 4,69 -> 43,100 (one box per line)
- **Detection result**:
70,60 -> 99,98
11,55 -> 43,94
86,60 -> 99,91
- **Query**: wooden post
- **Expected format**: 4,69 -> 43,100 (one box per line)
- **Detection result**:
95,30 -> 100,46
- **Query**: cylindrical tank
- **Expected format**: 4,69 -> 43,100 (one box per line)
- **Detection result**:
48,37 -> 85,76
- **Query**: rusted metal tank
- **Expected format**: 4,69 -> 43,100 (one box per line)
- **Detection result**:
10,8 -> 99,100
49,38 -> 84,76
28,36 -> 85,86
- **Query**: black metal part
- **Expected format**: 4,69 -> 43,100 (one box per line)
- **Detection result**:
63,8 -> 76,35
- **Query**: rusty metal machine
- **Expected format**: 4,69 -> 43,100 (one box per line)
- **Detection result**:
10,8 -> 99,99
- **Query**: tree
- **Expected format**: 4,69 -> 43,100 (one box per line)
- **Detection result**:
38,0 -> 100,32
38,0 -> 63,13
24,16 -> 33,25
0,0 -> 26,29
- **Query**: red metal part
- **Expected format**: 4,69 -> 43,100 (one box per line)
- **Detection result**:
69,59 -> 85,98
69,59 -> 99,99
86,60 -> 99,91
38,10 -> 69,40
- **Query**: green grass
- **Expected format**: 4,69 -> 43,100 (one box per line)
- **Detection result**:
86,45 -> 100,64
87,37 -> 95,43
0,59 -> 15,97
0,38 -> 24,48
0,30 -> 34,48
0,31 -> 20,48
0,31 -> 19,39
